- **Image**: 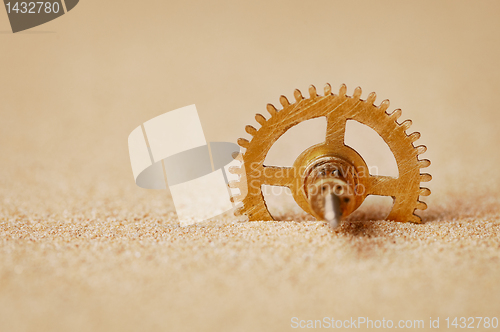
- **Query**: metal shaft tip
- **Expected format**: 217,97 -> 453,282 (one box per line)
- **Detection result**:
324,193 -> 342,229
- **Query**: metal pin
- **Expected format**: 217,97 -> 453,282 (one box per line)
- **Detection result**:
324,193 -> 342,228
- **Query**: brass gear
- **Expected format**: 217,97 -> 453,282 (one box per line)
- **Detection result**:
230,83 -> 431,223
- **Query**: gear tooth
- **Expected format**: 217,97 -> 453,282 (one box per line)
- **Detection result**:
234,207 -> 244,217
228,166 -> 243,175
231,152 -> 243,165
353,86 -> 362,99
266,104 -> 277,117
388,109 -> 402,121
309,85 -> 317,98
255,113 -> 267,126
367,92 -> 377,104
419,187 -> 431,196
400,119 -> 412,130
237,138 -> 250,148
408,132 -> 421,142
228,180 -> 240,188
279,95 -> 290,107
416,200 -> 428,210
420,173 -> 432,182
230,195 -> 243,203
409,213 -> 422,223
324,83 -> 332,96
245,125 -> 257,136
379,99 -> 390,112
415,145 -> 427,155
339,84 -> 347,96
231,151 -> 243,161
418,159 -> 431,169
293,89 -> 303,102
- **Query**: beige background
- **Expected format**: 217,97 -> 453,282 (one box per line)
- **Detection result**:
1,1 -> 500,331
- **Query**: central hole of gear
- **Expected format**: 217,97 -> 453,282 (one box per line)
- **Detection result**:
304,159 -> 358,220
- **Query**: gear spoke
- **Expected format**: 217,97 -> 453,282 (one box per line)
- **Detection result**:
365,175 -> 400,197
261,166 -> 295,187
325,114 -> 346,147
